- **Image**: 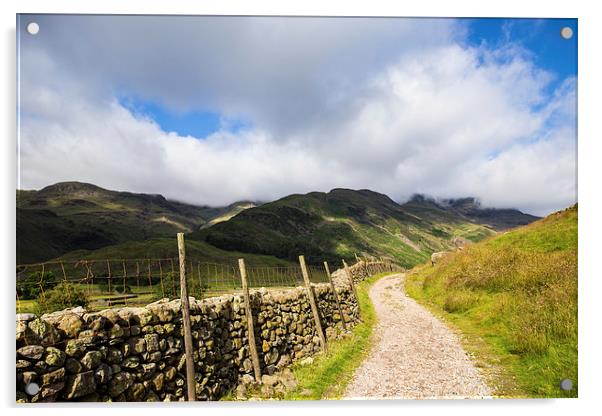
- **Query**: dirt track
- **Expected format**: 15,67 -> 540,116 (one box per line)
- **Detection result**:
344,273 -> 491,399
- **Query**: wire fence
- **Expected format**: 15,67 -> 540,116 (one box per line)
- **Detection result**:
16,257 -> 336,315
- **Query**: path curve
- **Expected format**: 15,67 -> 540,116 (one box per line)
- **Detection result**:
344,273 -> 491,399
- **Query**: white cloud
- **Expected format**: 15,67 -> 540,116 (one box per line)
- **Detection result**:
18,16 -> 576,216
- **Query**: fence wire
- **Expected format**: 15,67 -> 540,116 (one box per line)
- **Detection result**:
16,257 -> 361,315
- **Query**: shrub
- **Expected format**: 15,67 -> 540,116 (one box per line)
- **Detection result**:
16,271 -> 58,300
36,282 -> 89,314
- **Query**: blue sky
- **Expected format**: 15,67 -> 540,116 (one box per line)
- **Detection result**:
466,18 -> 577,92
18,16 -> 577,215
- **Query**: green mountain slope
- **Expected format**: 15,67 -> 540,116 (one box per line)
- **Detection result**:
405,204 -> 577,397
190,189 -> 513,268
16,182 -> 255,263
57,238 -> 293,267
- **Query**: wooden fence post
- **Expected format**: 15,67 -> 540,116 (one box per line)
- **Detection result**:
299,255 -> 327,351
343,259 -> 361,316
324,261 -> 346,330
177,233 -> 196,401
238,258 -> 262,382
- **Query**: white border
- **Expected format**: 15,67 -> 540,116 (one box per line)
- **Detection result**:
2,1 -> 600,415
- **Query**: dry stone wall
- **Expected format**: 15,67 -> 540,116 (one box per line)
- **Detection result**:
16,268 -> 373,402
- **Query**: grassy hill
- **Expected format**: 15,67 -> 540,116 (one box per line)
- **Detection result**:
405,204 -> 577,397
57,237 -> 293,267
190,189 -> 513,268
17,182 -> 255,263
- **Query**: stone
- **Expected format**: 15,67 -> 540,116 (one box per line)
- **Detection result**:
56,313 -> 84,338
65,358 -> 84,374
21,371 -> 37,385
80,350 -> 103,370
40,382 -> 66,399
63,371 -> 96,399
44,347 -> 66,367
264,348 -> 280,365
108,372 -> 134,397
122,356 -> 140,369
144,334 -> 160,353
131,308 -> 154,326
65,339 -> 86,357
94,363 -> 112,384
17,345 -> 44,360
261,340 -> 270,353
240,374 -> 255,385
146,390 -> 160,401
28,319 -> 61,346
129,337 -> 146,354
151,373 -> 164,391
16,313 -> 36,322
110,324 -> 125,339
280,368 -> 298,390
276,354 -> 291,368
298,357 -> 314,366
126,383 -> 147,401
42,367 -> 66,385
235,383 -> 247,400
164,366 -> 176,381
106,347 -> 123,364
261,374 -> 279,387
242,358 -> 253,373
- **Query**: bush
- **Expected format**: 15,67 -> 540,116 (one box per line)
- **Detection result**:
154,272 -> 180,299
36,282 -> 89,314
16,271 -> 58,300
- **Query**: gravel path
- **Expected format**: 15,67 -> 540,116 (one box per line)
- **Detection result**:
344,273 -> 492,400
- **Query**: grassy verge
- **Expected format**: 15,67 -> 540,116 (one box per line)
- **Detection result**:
405,205 -> 577,398
283,271 -> 392,400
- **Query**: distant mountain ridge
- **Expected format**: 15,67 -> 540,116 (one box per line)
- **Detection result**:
16,182 -> 256,263
408,194 -> 540,231
191,188 -> 536,267
17,182 -> 539,266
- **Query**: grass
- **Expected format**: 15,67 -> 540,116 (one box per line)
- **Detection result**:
282,272 -> 391,400
405,205 -> 577,398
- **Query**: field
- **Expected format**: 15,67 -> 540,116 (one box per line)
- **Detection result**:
16,240 -> 333,315
405,205 -> 577,398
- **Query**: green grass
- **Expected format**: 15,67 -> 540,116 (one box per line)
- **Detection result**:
405,205 -> 577,398
282,272 -> 391,400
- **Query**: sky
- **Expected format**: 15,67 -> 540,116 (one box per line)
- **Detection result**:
17,15 -> 577,216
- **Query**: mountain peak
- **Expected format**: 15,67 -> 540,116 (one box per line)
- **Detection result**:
38,181 -> 108,195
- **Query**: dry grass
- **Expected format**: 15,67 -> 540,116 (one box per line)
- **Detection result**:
406,205 -> 577,398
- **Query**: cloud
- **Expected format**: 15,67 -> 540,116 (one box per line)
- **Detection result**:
18,16 -> 576,216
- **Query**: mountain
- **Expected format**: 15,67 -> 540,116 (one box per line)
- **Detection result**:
199,201 -> 261,229
405,204 -> 577,397
436,196 -> 540,230
16,182 -> 255,263
190,188 -> 532,268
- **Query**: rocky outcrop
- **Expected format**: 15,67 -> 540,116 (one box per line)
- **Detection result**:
15,265 -> 383,402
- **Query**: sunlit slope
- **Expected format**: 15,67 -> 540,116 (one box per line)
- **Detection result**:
191,189 -> 500,267
406,205 -> 577,397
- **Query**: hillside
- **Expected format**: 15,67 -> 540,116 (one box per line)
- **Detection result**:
190,189 -> 526,268
437,197 -> 540,230
199,201 -> 260,229
405,204 -> 578,397
56,237 -> 293,267
16,182 -> 254,263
